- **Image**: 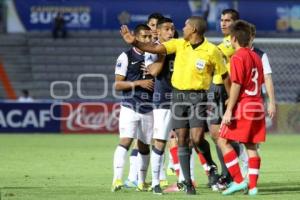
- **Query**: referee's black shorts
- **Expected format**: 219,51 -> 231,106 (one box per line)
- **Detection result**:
207,83 -> 228,125
171,89 -> 207,129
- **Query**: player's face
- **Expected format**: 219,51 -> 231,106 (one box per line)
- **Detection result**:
220,13 -> 235,36
136,30 -> 152,43
183,20 -> 194,41
157,22 -> 175,42
147,18 -> 158,40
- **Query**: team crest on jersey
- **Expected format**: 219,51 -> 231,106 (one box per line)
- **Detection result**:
225,39 -> 231,48
196,59 -> 206,70
116,61 -> 122,67
146,55 -> 152,61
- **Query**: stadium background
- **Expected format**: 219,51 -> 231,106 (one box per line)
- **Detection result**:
0,1 -> 299,200
0,0 -> 299,134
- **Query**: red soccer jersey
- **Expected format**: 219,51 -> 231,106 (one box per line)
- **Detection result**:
230,48 -> 264,100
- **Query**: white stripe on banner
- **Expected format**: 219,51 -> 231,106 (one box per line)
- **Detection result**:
248,168 -> 259,175
225,158 -> 239,168
174,163 -> 180,170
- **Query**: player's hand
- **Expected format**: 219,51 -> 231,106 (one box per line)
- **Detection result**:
141,64 -> 150,76
267,102 -> 276,119
135,79 -> 154,91
221,109 -> 232,126
120,25 -> 135,44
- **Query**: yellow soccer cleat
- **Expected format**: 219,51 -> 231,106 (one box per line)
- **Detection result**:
167,168 -> 176,176
111,179 -> 123,192
136,182 -> 151,192
160,180 -> 169,187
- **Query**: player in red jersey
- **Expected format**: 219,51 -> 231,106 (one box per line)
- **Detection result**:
218,20 -> 266,196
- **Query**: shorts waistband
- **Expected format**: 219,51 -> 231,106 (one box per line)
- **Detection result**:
173,89 -> 207,93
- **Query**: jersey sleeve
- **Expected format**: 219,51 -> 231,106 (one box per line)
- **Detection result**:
212,47 -> 228,77
144,52 -> 158,67
230,55 -> 245,85
114,52 -> 128,77
262,53 -> 272,75
162,38 -> 178,55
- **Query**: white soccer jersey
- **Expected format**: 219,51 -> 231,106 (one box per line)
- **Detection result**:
115,52 -> 128,76
262,53 -> 272,75
144,41 -> 160,67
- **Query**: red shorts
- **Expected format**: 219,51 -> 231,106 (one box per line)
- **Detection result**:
220,99 -> 266,144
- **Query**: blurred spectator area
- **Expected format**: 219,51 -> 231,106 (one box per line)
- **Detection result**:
0,31 -> 299,102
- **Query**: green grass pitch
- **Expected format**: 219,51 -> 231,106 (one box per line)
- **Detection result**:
0,134 -> 299,200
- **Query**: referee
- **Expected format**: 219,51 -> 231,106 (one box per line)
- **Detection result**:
120,16 -> 229,195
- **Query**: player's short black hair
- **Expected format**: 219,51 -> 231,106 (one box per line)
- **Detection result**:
188,16 -> 207,35
21,89 -> 29,97
230,20 -> 251,47
222,9 -> 240,21
147,12 -> 164,23
157,17 -> 173,28
134,24 -> 151,35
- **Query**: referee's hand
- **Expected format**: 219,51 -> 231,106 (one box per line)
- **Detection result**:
120,25 -> 135,44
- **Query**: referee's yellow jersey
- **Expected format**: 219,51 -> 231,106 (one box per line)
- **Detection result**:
213,35 -> 235,84
163,38 -> 227,91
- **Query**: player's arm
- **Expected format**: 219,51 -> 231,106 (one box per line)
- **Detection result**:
114,75 -> 154,91
148,54 -> 166,77
264,74 -> 276,119
213,47 -> 230,96
222,83 -> 241,126
222,72 -> 231,97
120,25 -> 167,54
262,53 -> 276,119
114,52 -> 153,91
221,56 -> 244,126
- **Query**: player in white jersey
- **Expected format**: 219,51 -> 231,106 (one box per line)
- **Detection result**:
124,13 -> 165,188
111,24 -> 154,192
144,17 -> 175,194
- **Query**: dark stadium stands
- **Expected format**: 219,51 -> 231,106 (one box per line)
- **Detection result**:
0,31 -> 299,102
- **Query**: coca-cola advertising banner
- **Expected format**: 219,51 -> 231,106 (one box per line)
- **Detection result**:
0,101 -> 120,134
61,102 -> 120,134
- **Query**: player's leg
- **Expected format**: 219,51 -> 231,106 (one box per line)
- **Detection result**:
171,90 -> 195,195
196,150 -> 210,176
168,133 -> 180,176
208,84 -> 238,189
150,109 -> 171,194
190,92 -> 219,191
159,153 -> 168,187
176,127 -> 194,194
245,143 -> 260,196
112,106 -> 137,192
244,113 -> 266,196
136,111 -> 153,192
125,140 -> 139,188
239,143 -> 249,178
217,137 -> 247,195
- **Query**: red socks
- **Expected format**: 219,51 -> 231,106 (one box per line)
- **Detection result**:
197,152 -> 209,175
170,146 -> 180,176
224,150 -> 243,183
248,157 -> 261,189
